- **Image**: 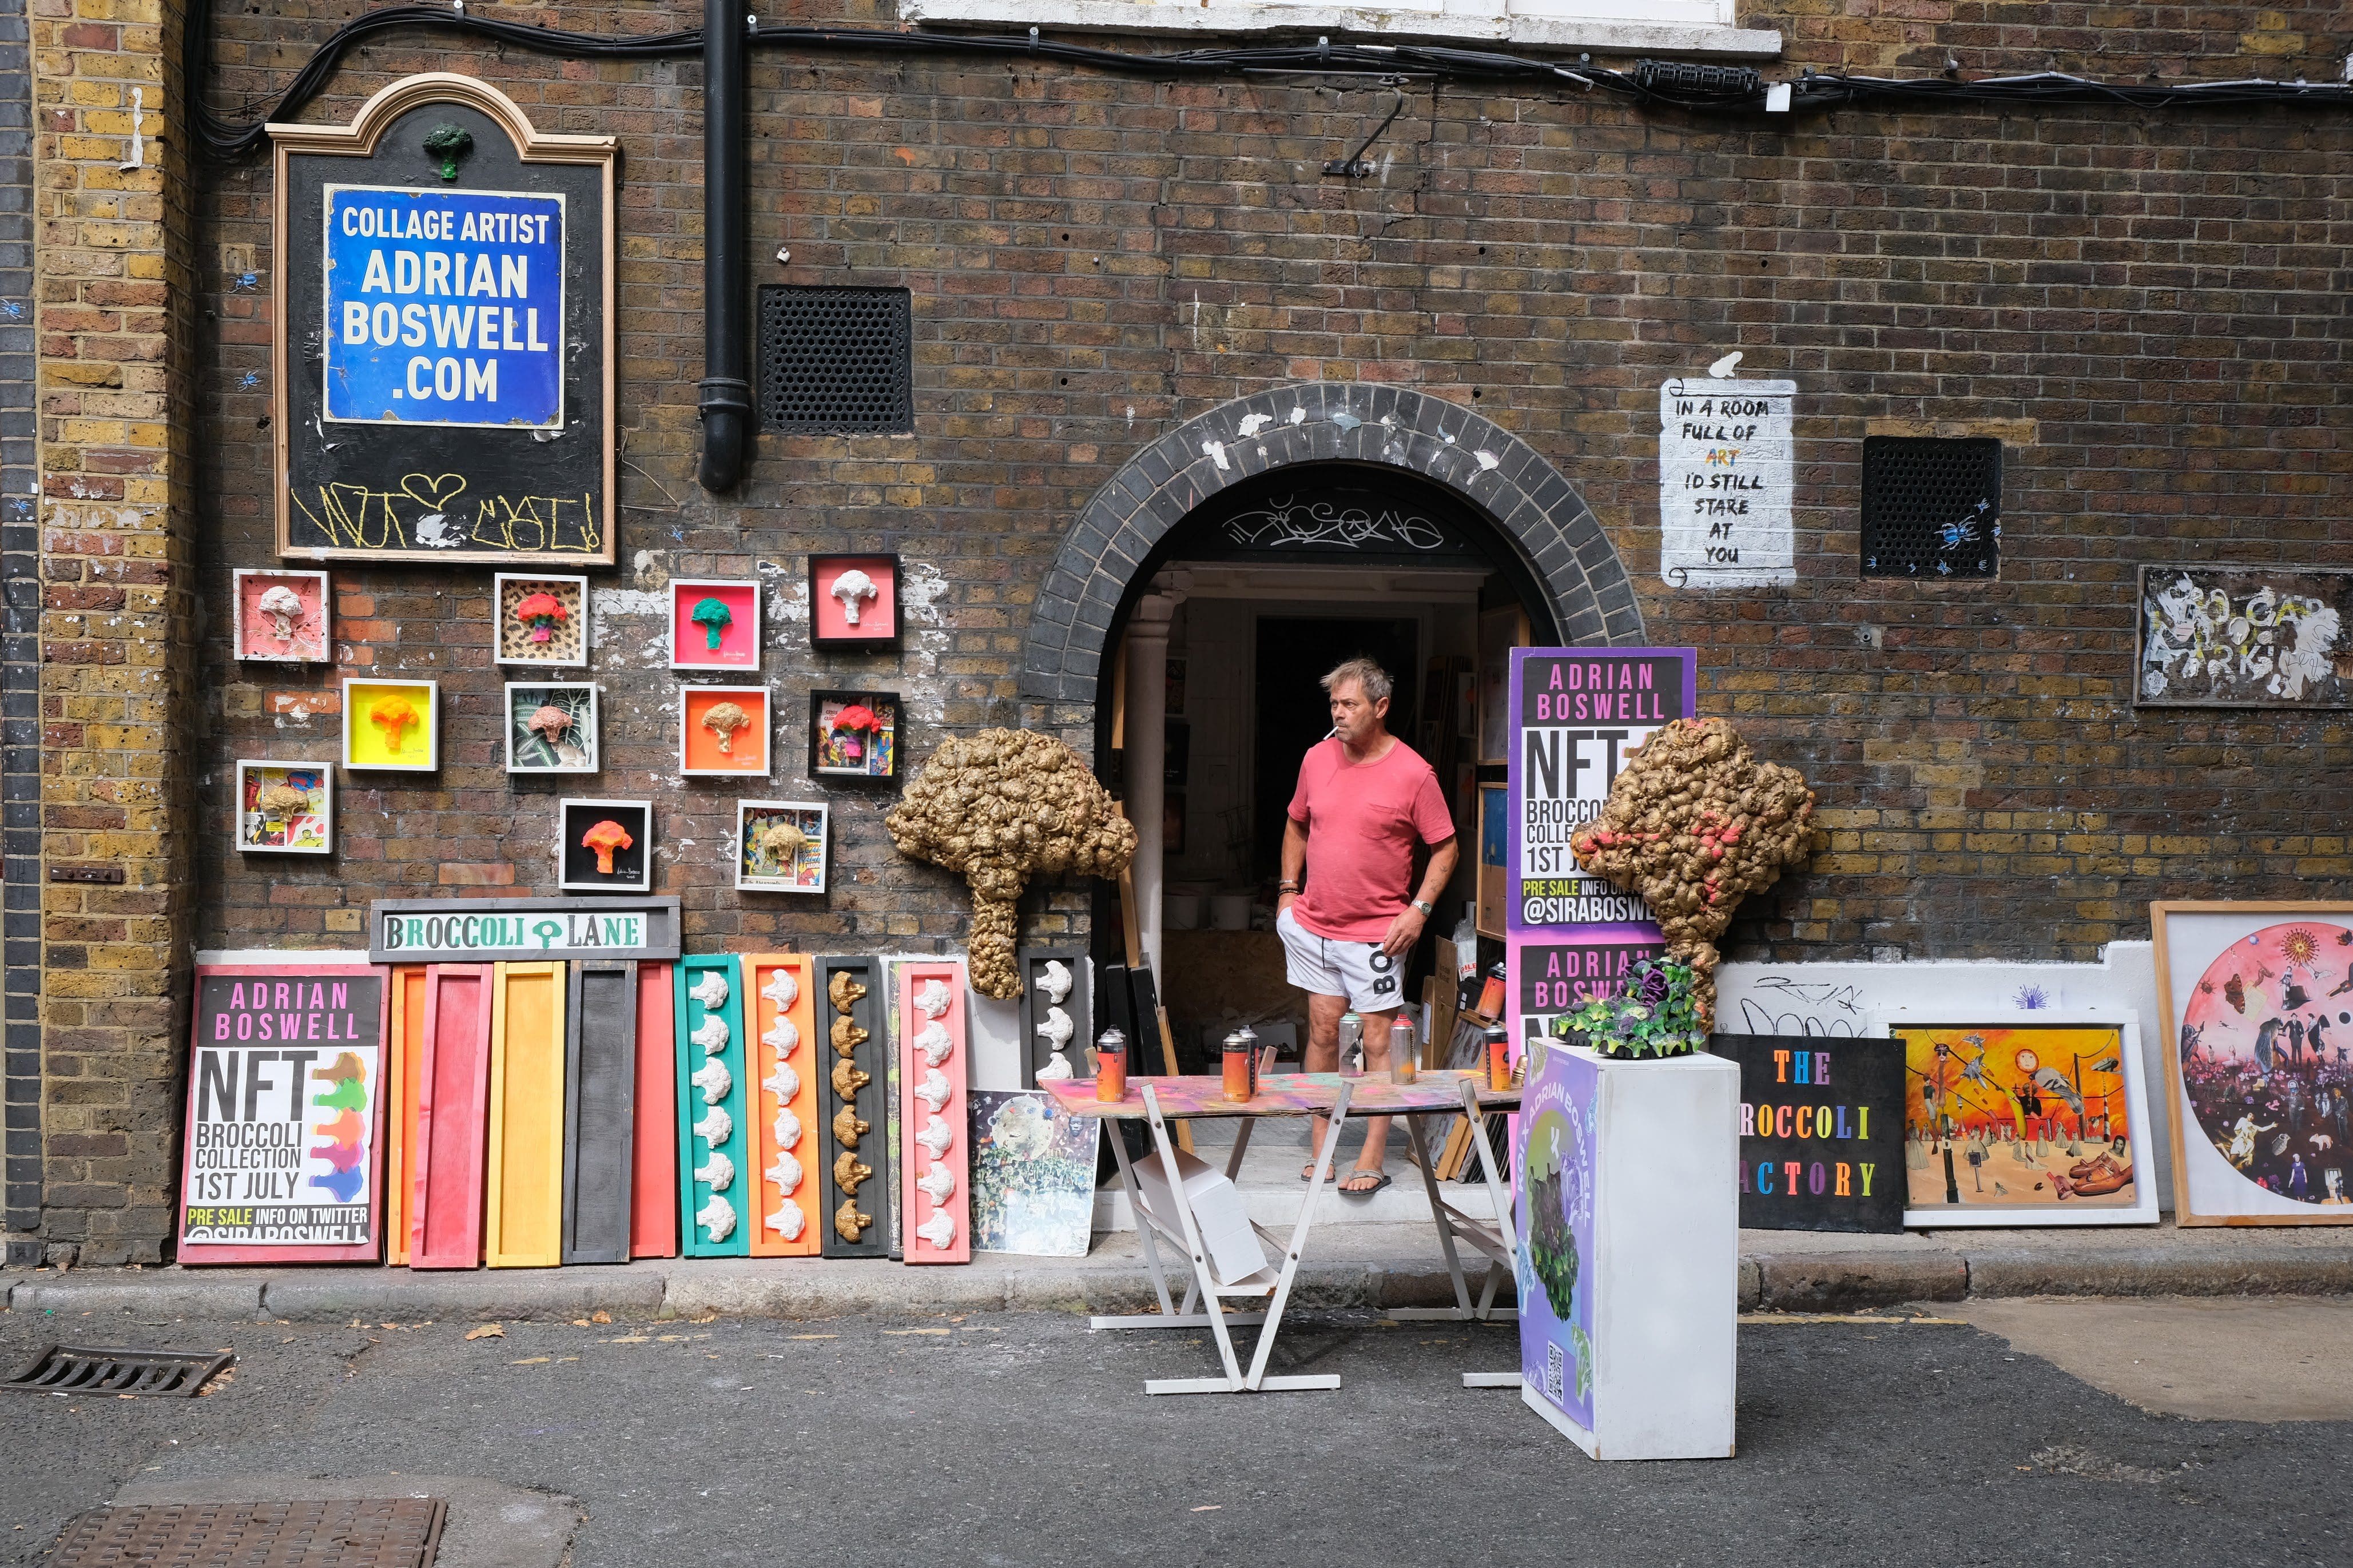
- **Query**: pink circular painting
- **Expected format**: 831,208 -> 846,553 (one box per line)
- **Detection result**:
2179,921 -> 2353,1207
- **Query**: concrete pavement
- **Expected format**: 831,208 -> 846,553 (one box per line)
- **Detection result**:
6,1218 -> 2352,1323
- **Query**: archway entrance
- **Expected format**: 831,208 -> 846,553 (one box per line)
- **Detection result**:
1021,385 -> 1638,1218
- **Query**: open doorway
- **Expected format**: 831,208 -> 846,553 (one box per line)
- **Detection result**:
1100,463 -> 1555,1075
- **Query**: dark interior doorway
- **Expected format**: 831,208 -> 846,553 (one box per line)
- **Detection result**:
1251,616 -> 1420,879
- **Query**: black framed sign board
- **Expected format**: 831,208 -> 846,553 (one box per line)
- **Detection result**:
368,896 -> 681,964
268,73 -> 617,566
1708,1033 -> 1907,1233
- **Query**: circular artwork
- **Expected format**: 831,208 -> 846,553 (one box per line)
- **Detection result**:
2179,921 -> 2353,1207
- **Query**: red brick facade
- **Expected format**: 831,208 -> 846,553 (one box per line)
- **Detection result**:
34,1 -> 2353,1255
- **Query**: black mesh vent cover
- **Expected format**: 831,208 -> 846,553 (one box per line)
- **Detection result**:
1860,436 -> 2001,579
757,286 -> 912,434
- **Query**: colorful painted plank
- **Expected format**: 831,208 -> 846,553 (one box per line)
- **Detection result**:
899,961 -> 970,1264
743,953 -> 821,1257
563,959 -> 638,1264
815,956 -> 887,1259
485,961 -> 568,1268
631,962 -> 679,1257
410,964 -> 494,1269
1016,948 -> 1088,1089
675,956 -> 751,1257
384,964 -> 429,1265
176,962 -> 389,1265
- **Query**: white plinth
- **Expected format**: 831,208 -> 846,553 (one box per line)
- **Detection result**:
1518,1045 -> 1739,1460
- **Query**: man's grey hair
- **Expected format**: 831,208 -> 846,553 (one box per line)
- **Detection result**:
1321,657 -> 1392,704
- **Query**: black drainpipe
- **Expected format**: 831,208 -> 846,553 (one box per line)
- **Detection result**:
697,0 -> 751,492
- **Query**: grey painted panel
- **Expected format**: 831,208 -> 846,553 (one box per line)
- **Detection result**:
562,960 -> 637,1265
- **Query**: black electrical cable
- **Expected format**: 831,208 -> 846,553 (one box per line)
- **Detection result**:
185,0 -> 2353,161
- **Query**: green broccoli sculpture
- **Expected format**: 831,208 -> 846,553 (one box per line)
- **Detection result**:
423,125 -> 473,182
689,597 -> 733,652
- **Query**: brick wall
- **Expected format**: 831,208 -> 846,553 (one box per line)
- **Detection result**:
45,0 -> 2353,1251
37,0 -> 196,1263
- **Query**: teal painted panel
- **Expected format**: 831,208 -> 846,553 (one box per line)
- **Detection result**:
675,955 -> 751,1258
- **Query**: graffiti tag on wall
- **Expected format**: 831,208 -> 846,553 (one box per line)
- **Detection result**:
2136,566 -> 2353,709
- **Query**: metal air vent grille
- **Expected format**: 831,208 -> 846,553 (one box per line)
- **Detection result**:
757,286 -> 913,435
1860,436 -> 2001,579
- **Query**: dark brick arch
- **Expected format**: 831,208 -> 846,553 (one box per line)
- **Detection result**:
1019,384 -> 1644,705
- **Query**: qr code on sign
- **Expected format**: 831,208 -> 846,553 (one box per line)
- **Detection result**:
1544,1343 -> 1565,1403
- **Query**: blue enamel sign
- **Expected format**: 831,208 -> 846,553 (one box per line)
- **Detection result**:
322,184 -> 565,428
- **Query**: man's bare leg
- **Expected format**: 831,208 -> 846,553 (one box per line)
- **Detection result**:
1302,992 -> 1398,1189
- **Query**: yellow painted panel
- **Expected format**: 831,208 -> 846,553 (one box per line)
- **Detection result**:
486,961 -> 567,1268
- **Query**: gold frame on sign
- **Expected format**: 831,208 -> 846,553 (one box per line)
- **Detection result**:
2151,900 -> 2353,1227
267,74 -> 618,566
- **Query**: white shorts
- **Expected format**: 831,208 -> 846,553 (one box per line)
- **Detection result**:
1277,905 -> 1406,1014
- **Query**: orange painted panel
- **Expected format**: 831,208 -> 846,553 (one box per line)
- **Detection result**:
744,954 -> 820,1256
384,965 -> 428,1265
485,961 -> 567,1268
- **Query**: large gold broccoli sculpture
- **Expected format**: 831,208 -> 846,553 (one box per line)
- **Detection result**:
886,729 -> 1137,998
1568,718 -> 1817,1028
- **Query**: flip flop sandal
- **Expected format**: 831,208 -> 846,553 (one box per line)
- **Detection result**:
1337,1169 -> 1393,1197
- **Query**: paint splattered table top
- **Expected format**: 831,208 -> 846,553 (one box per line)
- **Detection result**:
1043,1069 -> 1523,1121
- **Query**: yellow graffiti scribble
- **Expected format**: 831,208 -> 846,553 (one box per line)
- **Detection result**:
289,471 -> 600,556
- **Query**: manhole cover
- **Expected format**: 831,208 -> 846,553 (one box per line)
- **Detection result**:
3,1345 -> 233,1398
49,1499 -> 444,1566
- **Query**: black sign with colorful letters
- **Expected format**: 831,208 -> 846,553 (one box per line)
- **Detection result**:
1711,1033 -> 1906,1233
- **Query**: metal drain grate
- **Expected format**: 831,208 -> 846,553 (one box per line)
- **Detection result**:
49,1499 -> 444,1567
1859,435 -> 2001,579
3,1343 -> 233,1398
757,285 -> 913,434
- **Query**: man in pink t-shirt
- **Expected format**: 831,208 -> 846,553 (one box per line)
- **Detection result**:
1277,657 -> 1460,1195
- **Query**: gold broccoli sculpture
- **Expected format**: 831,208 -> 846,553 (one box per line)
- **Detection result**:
1568,718 -> 1818,1029
885,729 -> 1136,998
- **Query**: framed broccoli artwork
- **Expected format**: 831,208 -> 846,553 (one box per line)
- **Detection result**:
494,574 -> 589,668
809,690 -> 899,782
809,554 -> 900,652
341,678 -> 439,771
504,683 -> 599,774
669,578 -> 761,672
232,568 -> 331,663
736,799 -> 828,893
559,798 -> 652,892
233,760 -> 332,854
679,684 -> 771,778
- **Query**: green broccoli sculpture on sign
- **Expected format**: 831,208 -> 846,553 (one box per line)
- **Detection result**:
423,125 -> 473,182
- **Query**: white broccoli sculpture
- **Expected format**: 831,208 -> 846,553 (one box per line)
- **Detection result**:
257,584 -> 306,643
830,568 -> 878,627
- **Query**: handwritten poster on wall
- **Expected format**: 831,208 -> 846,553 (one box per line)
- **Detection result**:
1658,378 -> 1796,590
2134,564 -> 2353,709
178,965 -> 388,1263
1507,647 -> 1696,935
271,80 -> 615,565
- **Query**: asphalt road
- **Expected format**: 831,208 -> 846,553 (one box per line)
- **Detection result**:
1,1302 -> 2346,1567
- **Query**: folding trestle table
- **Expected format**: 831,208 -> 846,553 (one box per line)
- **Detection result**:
1043,1069 -> 1524,1395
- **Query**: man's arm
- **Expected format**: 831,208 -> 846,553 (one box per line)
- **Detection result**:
1376,834 -> 1458,958
1278,817 -> 1308,912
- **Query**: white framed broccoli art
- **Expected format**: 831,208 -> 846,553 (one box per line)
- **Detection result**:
233,760 -> 332,854
736,799 -> 828,893
679,684 -> 771,778
504,683 -> 599,774
669,578 -> 761,671
809,554 -> 900,652
494,574 -> 590,668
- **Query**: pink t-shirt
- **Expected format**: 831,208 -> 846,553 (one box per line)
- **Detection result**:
1286,737 -> 1457,943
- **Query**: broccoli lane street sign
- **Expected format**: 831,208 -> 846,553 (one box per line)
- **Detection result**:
368,896 -> 681,964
